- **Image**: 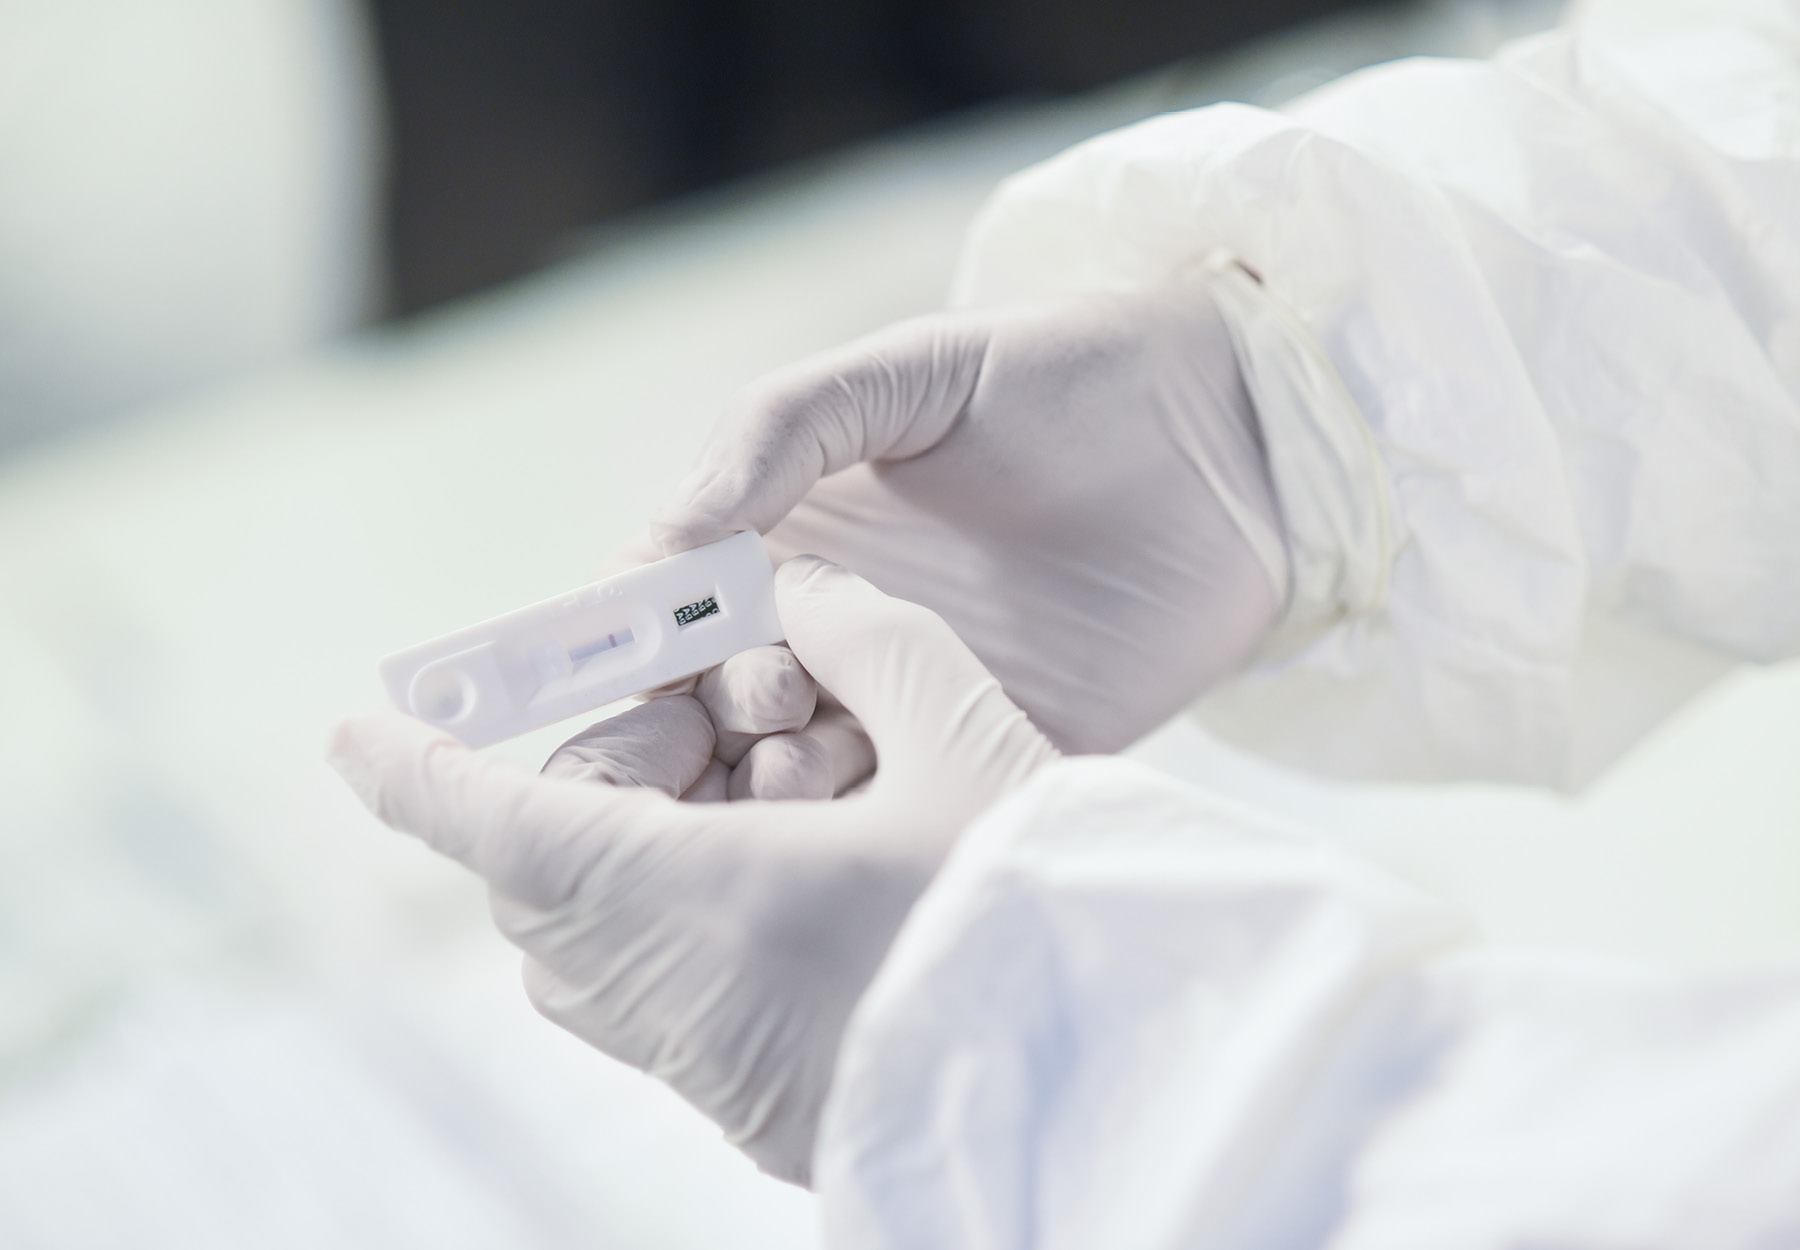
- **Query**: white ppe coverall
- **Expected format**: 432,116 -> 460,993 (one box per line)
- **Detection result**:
952,0 -> 1800,787
818,760 -> 1800,1248
810,0 -> 1800,1242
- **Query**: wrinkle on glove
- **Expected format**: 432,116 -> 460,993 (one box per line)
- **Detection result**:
540,695 -> 716,796
816,757 -> 1800,1249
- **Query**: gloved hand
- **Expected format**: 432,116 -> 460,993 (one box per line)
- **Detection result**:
327,557 -> 1060,1186
554,632 -> 867,804
657,643 -> 872,803
653,279 -> 1290,755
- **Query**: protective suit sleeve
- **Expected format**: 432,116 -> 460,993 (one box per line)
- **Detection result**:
814,757 -> 1800,1249
950,0 -> 1800,784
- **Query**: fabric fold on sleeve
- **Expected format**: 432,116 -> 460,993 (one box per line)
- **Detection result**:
815,757 -> 1469,1248
952,103 -> 1587,784
948,0 -> 1800,784
814,757 -> 1800,1250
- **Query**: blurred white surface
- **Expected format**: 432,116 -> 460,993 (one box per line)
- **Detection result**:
5,1 -> 1795,1245
0,0 -> 380,450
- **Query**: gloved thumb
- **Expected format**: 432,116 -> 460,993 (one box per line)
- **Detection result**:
327,709 -> 666,909
651,315 -> 988,553
773,556 -> 1057,791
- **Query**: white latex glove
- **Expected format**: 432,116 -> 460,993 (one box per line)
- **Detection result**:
670,643 -> 866,803
559,634 -> 865,805
328,557 -> 1059,1186
653,279 -> 1289,755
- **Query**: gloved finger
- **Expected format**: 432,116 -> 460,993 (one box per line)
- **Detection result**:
711,725 -> 758,769
700,645 -> 817,767
723,702 -> 875,799
773,556 -> 1052,778
695,645 -> 816,735
682,757 -> 731,803
591,531 -> 663,580
804,702 -> 877,796
726,732 -> 833,801
541,695 -> 716,797
650,315 -> 990,553
328,709 -> 666,910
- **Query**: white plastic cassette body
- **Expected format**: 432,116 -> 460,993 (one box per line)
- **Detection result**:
381,531 -> 783,747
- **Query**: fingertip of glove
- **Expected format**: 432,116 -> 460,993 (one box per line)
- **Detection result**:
650,474 -> 737,555
728,732 -> 833,801
774,553 -> 845,591
324,713 -> 383,808
591,531 -> 663,580
773,557 -> 895,663
648,515 -> 714,557
735,647 -> 814,730
325,710 -> 458,813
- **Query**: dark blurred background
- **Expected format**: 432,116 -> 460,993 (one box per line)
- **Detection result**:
368,0 -> 1367,314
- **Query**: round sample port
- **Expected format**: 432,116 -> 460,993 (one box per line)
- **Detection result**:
409,664 -> 477,724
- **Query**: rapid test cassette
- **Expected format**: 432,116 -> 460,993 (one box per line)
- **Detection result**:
381,530 -> 783,747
